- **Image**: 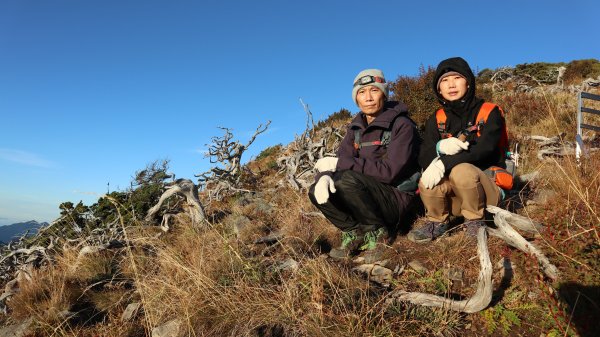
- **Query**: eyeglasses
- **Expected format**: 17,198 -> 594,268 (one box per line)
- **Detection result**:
354,75 -> 386,87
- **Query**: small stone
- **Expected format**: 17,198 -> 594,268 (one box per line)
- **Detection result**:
352,256 -> 365,264
273,259 -> 299,272
254,230 -> 284,245
408,260 -> 428,274
223,214 -> 251,238
0,317 -> 34,337
121,302 -> 142,321
152,319 -> 182,337
353,264 -> 393,286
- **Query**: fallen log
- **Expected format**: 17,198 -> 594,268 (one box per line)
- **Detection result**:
386,227 -> 492,313
387,207 -> 558,313
487,206 -> 559,281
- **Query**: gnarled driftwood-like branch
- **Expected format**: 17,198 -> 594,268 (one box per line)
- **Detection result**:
487,206 -> 559,281
387,207 -> 558,313
387,227 -> 492,313
146,179 -> 206,228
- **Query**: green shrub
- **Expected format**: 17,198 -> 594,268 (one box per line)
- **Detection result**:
315,108 -> 352,130
256,144 -> 282,161
389,65 -> 438,130
563,59 -> 600,83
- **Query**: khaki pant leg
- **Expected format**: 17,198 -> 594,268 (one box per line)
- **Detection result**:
419,178 -> 453,223
448,163 -> 500,220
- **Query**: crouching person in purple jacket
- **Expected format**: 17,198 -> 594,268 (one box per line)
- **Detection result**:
308,69 -> 421,259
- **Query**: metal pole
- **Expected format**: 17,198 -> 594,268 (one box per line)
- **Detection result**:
576,92 -> 582,161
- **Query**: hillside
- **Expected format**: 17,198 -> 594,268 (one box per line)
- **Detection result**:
0,60 -> 599,336
0,221 -> 45,244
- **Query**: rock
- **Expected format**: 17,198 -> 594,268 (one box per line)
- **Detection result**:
360,250 -> 386,264
393,264 -> 405,275
152,319 -> 182,337
408,260 -> 428,274
353,264 -> 393,287
223,214 -> 251,238
0,317 -> 34,337
254,230 -> 284,245
272,259 -> 299,272
528,188 -> 556,206
121,302 -> 142,321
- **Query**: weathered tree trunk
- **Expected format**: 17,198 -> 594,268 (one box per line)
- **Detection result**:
487,206 -> 559,281
146,179 -> 206,228
387,207 -> 559,313
387,227 -> 493,313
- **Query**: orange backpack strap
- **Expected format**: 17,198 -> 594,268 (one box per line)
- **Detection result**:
475,102 -> 509,154
435,109 -> 452,139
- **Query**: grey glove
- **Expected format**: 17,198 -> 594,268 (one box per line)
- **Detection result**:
314,175 -> 336,204
421,157 -> 445,189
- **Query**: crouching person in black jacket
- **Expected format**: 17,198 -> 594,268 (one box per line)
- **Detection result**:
308,69 -> 420,259
407,57 -> 508,243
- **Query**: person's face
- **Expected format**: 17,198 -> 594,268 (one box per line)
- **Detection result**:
439,74 -> 468,101
356,86 -> 385,115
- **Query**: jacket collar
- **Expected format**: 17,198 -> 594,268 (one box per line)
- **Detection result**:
350,101 -> 407,129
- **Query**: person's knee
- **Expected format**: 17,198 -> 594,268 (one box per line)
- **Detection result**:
449,163 -> 480,188
419,178 -> 451,196
334,170 -> 364,192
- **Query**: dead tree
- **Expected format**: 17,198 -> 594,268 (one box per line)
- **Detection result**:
277,99 -> 345,189
145,179 -> 206,229
386,206 -> 558,313
197,121 -> 271,202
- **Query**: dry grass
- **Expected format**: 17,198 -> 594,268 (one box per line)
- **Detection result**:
4,84 -> 600,336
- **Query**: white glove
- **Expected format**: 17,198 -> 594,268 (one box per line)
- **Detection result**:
437,137 -> 469,155
421,157 -> 445,189
314,175 -> 336,204
315,157 -> 338,173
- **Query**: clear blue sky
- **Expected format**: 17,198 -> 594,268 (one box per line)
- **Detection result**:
1,0 -> 598,226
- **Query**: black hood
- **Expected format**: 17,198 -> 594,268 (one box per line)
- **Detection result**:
432,57 -> 481,115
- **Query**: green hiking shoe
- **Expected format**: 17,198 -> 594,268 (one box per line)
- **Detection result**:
359,227 -> 387,251
341,229 -> 360,248
329,229 -> 363,259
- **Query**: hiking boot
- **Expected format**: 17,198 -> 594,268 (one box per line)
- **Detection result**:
407,221 -> 449,243
463,219 -> 486,237
359,227 -> 388,251
329,229 -> 363,259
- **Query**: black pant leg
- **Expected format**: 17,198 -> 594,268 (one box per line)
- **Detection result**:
334,170 -> 400,230
308,178 -> 361,231
308,170 -> 400,232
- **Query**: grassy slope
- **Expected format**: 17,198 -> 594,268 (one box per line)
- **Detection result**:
4,70 -> 600,337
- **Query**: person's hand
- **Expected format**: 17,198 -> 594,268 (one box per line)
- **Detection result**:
315,157 -> 338,173
314,175 -> 336,204
437,137 -> 469,155
421,157 -> 445,189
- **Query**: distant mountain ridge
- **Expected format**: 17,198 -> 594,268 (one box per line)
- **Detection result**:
0,220 -> 47,244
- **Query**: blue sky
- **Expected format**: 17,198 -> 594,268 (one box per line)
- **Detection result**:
1,0 -> 598,226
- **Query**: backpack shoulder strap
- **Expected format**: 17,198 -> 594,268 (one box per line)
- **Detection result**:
476,103 -> 502,124
475,102 -> 509,154
435,108 -> 452,138
354,114 -> 403,149
353,129 -> 361,150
